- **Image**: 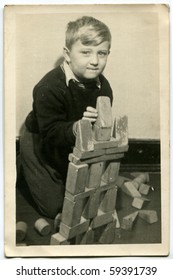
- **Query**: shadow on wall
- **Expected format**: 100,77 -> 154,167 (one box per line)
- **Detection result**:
54,56 -> 64,68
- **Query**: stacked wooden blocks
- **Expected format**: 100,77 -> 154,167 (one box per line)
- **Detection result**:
50,96 -> 129,245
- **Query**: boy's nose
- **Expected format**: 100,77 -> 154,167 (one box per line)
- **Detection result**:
90,54 -> 99,65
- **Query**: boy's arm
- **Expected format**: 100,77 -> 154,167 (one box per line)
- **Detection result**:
34,85 -> 76,147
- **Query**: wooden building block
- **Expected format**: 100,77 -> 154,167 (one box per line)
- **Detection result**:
16,221 -> 28,242
65,188 -> 95,202
113,115 -> 128,146
61,197 -> 84,227
105,145 -> 129,155
121,211 -> 138,231
34,218 -> 51,236
131,172 -> 150,183
75,227 -> 94,244
50,233 -> 70,245
139,210 -> 158,224
87,162 -> 104,189
69,152 -> 124,165
121,181 -> 142,198
90,209 -> 114,229
93,137 -> 118,150
73,147 -> 105,160
112,210 -> 120,228
132,196 -> 150,209
139,183 -> 150,195
65,162 -> 88,194
94,125 -> 112,141
83,191 -> 100,219
115,176 -> 127,187
93,96 -> 113,141
59,217 -> 90,239
75,119 -> 94,151
99,186 -> 118,212
102,161 -> 120,184
133,173 -> 150,187
95,96 -> 113,128
98,221 -> 116,244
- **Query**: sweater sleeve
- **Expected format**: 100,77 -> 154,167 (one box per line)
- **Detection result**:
33,85 -> 76,148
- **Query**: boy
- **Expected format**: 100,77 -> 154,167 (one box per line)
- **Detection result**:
20,16 -> 113,218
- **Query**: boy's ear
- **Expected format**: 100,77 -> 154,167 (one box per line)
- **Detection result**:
63,47 -> 71,63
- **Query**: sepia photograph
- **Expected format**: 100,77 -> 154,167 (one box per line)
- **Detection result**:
4,4 -> 170,257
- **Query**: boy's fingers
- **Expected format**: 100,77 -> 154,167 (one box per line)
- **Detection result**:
86,106 -> 97,113
83,111 -> 98,118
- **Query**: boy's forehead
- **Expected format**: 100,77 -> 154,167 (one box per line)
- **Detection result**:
73,39 -> 110,49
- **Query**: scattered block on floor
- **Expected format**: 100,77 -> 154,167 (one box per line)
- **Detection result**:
59,217 -> 90,239
115,176 -> 127,187
87,162 -> 104,189
139,183 -> 150,195
93,96 -> 113,141
113,115 -> 128,146
16,221 -> 28,242
99,186 -> 118,212
75,227 -> 94,244
34,218 -> 51,236
131,172 -> 150,183
65,162 -> 88,195
139,210 -> 158,224
50,233 -> 70,245
132,196 -> 150,209
73,147 -> 105,160
90,209 -> 114,229
61,197 -> 84,227
102,161 -> 120,184
121,181 -> 142,198
112,209 -> 121,228
54,213 -> 62,232
82,191 -> 100,219
133,173 -> 150,187
75,119 -> 94,151
121,211 -> 138,231
98,221 -> 116,244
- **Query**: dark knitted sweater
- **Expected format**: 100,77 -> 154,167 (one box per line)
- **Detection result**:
25,66 -> 113,182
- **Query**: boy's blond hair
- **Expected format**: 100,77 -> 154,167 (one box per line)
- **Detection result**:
65,16 -> 111,50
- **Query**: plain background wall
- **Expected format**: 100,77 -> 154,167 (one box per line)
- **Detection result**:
15,6 -> 160,139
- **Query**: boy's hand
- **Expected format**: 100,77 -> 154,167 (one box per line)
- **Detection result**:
82,106 -> 98,123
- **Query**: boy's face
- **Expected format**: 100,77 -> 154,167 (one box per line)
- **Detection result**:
64,40 -> 110,82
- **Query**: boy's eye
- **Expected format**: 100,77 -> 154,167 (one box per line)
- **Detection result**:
81,51 -> 91,56
98,51 -> 109,57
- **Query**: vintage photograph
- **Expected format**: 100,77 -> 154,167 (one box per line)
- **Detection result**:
4,4 -> 170,257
